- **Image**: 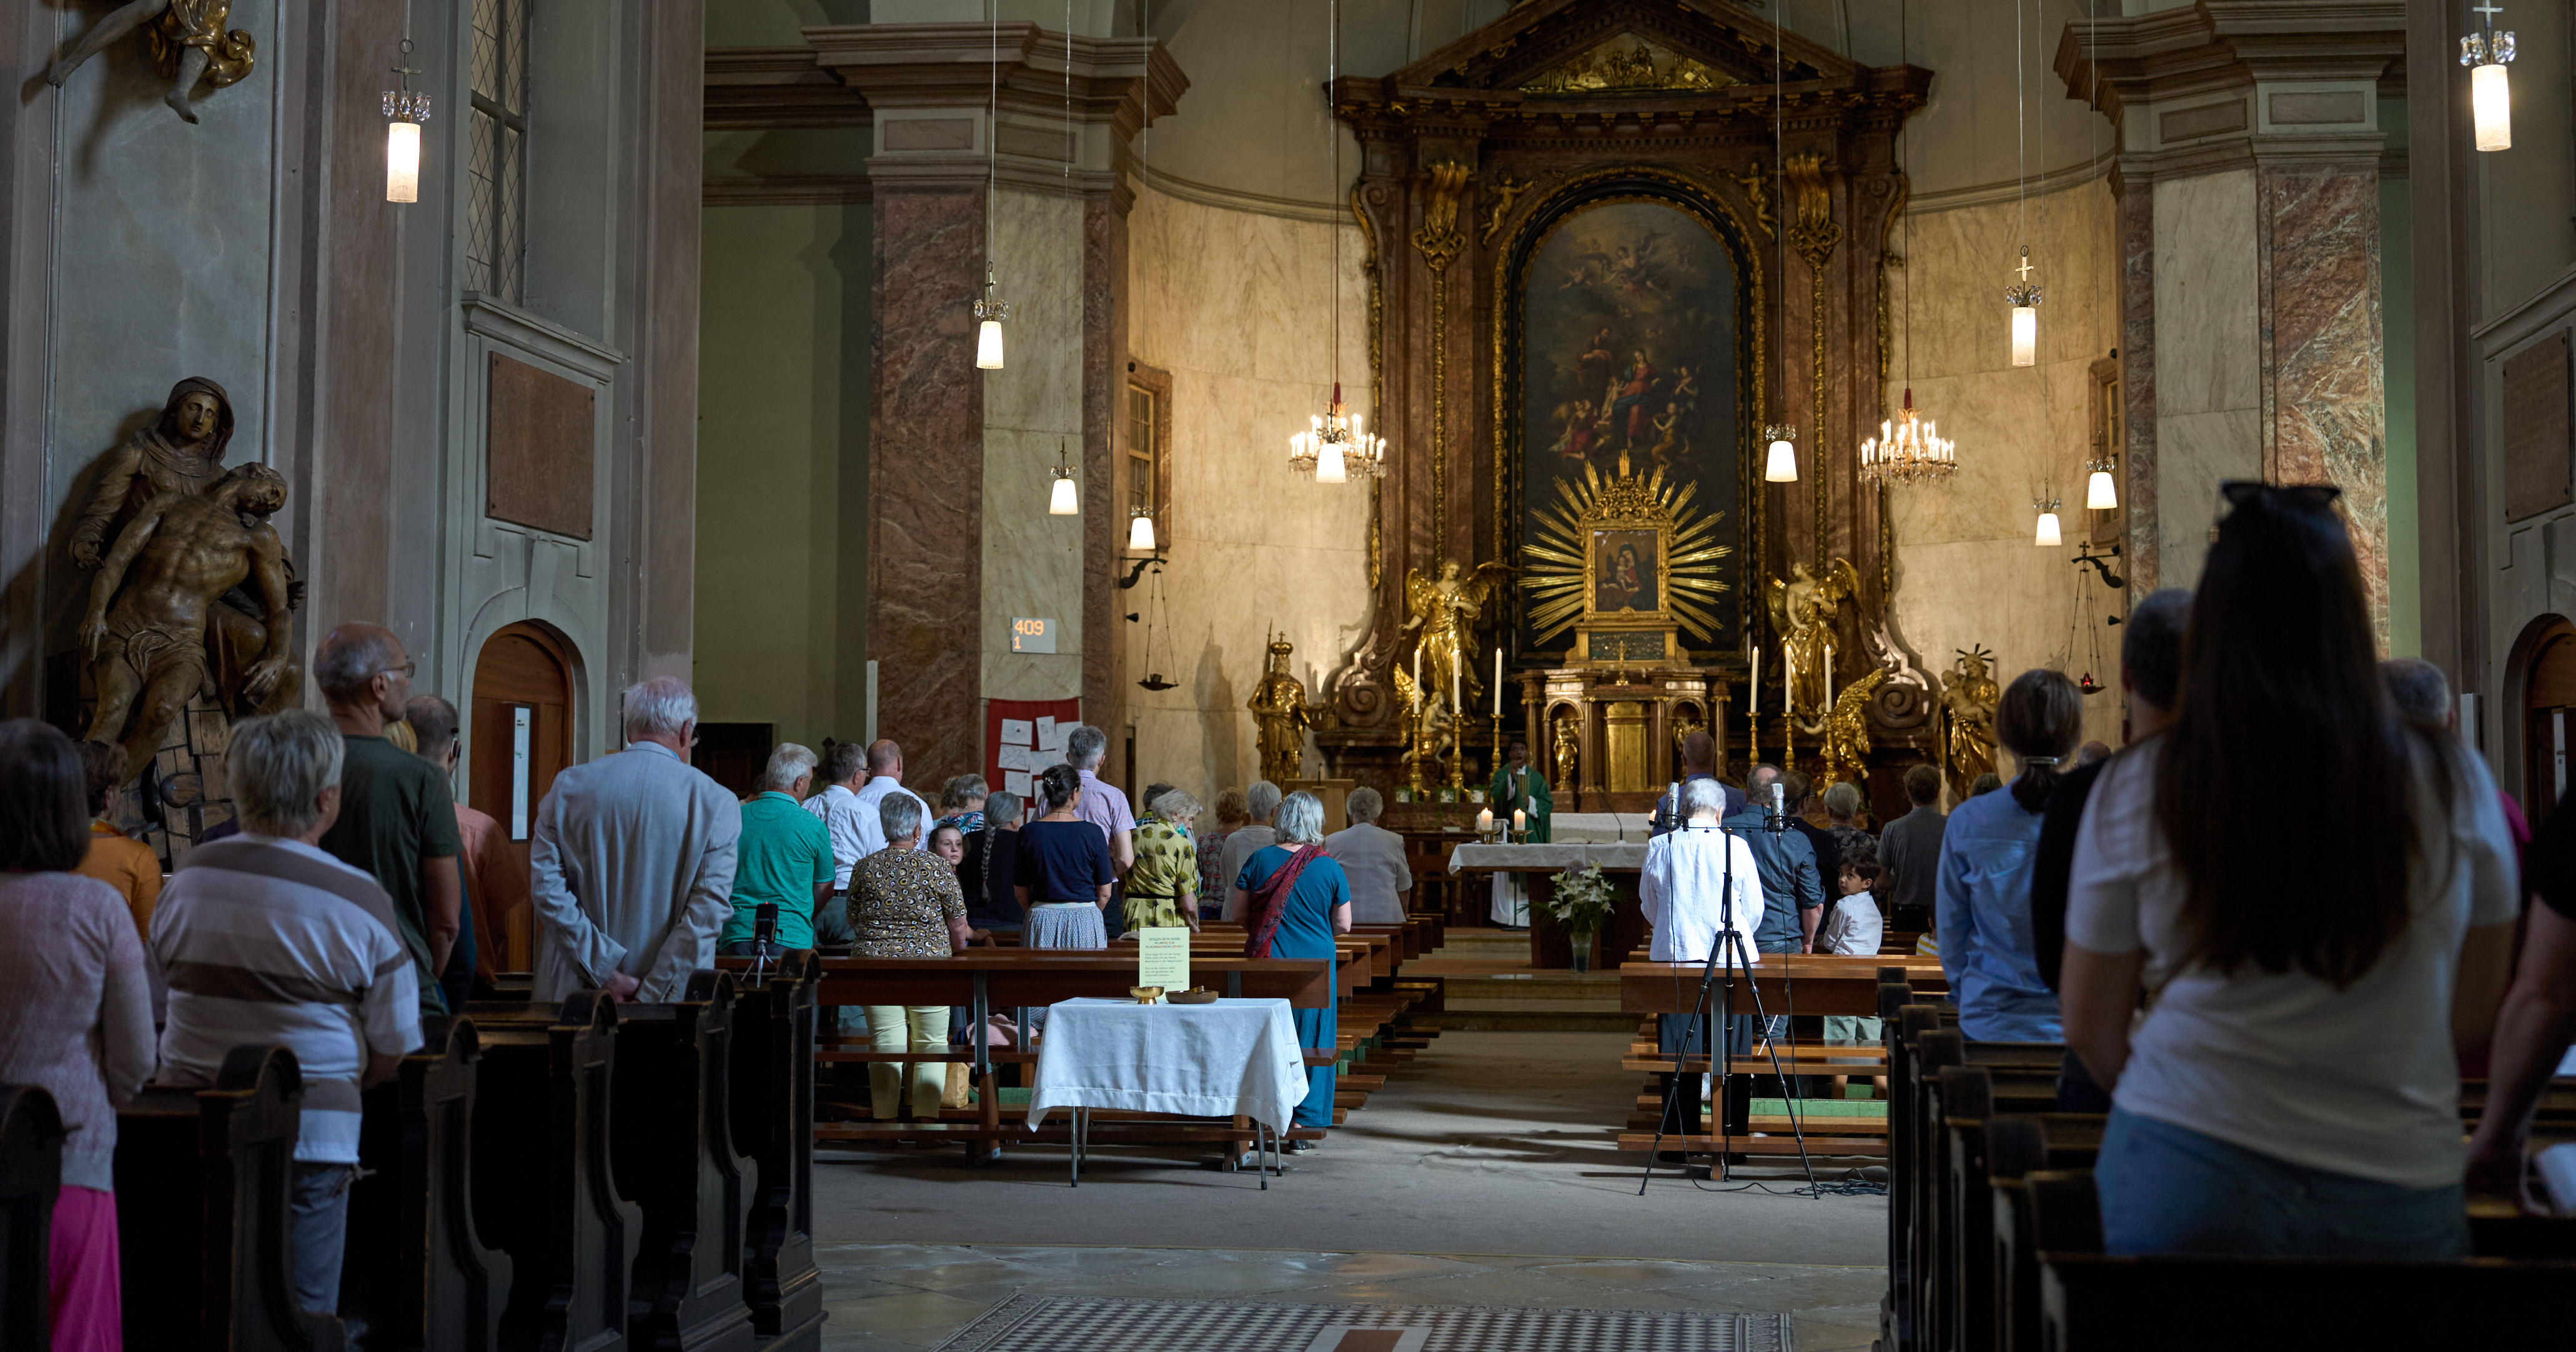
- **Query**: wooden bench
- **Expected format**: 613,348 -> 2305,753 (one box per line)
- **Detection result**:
115,1044 -> 347,1351
727,955 -> 826,1348
1617,957 -> 1946,1158
1,1085 -> 64,1351
345,1015 -> 512,1352
2019,1170 -> 2576,1350
465,993 -> 642,1352
611,972 -> 760,1352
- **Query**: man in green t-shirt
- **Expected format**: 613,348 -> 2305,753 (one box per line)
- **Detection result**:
721,744 -> 835,954
313,623 -> 463,1015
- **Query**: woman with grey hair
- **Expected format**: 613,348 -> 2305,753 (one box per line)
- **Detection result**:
1013,764 -> 1113,949
1126,788 -> 1204,932
936,774 -> 991,836
847,790 -> 971,1122
1217,779 -> 1283,922
1324,786 -> 1413,925
1227,789 -> 1352,1139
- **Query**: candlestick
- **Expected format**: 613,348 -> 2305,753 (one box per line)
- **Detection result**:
1824,644 -> 1835,713
1451,647 -> 1462,717
1748,645 -> 1760,717
1783,648 -> 1796,722
1493,647 -> 1503,718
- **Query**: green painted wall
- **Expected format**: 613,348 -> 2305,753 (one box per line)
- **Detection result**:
693,197 -> 872,750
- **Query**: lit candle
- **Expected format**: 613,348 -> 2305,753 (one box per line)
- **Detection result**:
1477,807 -> 1494,835
1513,808 -> 1527,832
1493,647 -> 1503,718
1748,646 -> 1760,716
1824,645 -> 1834,713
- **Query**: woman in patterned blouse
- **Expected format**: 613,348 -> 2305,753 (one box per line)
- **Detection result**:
1126,789 -> 1204,932
848,793 -> 970,1122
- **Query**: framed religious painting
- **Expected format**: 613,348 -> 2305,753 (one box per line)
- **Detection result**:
1500,178 -> 1751,667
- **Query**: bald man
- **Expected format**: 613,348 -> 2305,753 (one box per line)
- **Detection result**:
849,739 -> 929,857
314,622 -> 463,1017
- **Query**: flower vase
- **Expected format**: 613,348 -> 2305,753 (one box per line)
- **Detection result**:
1570,932 -> 1598,974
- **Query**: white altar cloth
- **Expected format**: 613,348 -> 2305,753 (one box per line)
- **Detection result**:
1028,997 -> 1310,1132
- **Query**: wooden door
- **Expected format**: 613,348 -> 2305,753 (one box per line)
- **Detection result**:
469,623 -> 575,970
2526,620 -> 2576,824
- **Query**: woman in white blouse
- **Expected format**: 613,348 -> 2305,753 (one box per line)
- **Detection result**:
2061,483 -> 2516,1260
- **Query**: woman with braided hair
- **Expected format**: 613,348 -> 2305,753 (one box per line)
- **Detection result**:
959,790 -> 1023,939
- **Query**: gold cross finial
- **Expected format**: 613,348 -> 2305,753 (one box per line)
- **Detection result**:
2014,248 -> 2034,282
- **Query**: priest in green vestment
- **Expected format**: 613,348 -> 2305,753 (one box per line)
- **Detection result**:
1488,736 -> 1553,842
1487,736 -> 1553,926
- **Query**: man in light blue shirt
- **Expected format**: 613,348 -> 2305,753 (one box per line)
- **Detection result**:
1934,782 -> 2064,1042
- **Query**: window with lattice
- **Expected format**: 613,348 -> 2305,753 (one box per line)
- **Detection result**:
465,0 -> 530,303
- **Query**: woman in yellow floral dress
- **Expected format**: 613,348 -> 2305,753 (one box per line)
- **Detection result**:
1125,789 -> 1203,932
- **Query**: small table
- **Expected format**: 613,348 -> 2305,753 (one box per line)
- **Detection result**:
1028,997 -> 1309,1187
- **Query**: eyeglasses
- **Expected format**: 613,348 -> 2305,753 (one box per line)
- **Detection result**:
374,661 -> 417,681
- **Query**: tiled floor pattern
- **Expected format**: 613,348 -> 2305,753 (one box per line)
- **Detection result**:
929,1293 -> 1793,1351
815,1244 -> 1885,1352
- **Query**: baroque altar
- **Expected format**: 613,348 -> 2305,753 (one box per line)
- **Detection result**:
1313,0 -> 1944,815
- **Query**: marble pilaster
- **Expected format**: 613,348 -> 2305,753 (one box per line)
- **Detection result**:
869,185 -> 989,776
2065,2 -> 2404,626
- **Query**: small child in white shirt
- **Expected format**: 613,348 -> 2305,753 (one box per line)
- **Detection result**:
1820,840 -> 1888,1095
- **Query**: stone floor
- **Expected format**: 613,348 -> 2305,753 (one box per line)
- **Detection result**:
813,1243 -> 1886,1351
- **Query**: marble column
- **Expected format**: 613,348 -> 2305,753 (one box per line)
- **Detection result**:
810,22 -> 1182,776
2066,3 -> 2403,641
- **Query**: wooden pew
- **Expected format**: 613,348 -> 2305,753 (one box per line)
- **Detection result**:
346,1016 -> 513,1352
1616,956 -> 1946,1158
466,993 -> 641,1352
727,955 -> 825,1349
2022,1171 -> 2576,1350
0,1085 -> 64,1351
116,1044 -> 347,1351
612,972 -> 760,1352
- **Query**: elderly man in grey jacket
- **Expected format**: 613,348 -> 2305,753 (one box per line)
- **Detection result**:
529,676 -> 740,1002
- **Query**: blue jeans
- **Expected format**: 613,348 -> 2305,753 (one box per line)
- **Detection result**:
290,1162 -> 359,1316
2096,1108 -> 2469,1260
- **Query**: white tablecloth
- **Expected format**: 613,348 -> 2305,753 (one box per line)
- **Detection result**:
1028,997 -> 1310,1133
1445,842 -> 1648,873
1548,812 -> 1655,844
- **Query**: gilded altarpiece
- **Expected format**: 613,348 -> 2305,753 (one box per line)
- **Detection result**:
1321,0 -> 1931,792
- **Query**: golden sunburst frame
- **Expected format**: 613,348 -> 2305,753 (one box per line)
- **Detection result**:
1522,453 -> 1731,665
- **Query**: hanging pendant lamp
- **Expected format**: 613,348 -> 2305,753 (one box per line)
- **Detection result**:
2463,6 -> 2516,152
973,2 -> 1010,370
2034,498 -> 2063,548
1048,440 -> 1080,516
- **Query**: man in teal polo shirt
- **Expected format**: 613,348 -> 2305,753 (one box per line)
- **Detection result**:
719,744 -> 835,955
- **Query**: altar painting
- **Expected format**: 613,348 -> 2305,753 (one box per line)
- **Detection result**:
1517,197 -> 1740,654
1592,528 -> 1659,613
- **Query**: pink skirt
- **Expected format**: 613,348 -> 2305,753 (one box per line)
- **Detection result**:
48,1185 -> 119,1352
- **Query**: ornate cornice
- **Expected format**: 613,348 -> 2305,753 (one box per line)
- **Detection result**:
2056,1 -> 2406,133
705,46 -> 870,129
803,22 -> 1185,142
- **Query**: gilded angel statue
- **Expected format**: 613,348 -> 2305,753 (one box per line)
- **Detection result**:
1403,560 -> 1515,715
1765,556 -> 1860,719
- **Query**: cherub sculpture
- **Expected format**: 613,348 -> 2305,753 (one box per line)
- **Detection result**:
1402,560 -> 1515,715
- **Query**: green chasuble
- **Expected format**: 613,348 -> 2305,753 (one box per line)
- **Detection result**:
1489,764 -> 1554,843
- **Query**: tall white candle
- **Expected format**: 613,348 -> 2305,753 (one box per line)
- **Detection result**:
1824,644 -> 1834,712
1413,647 -> 1422,706
1451,647 -> 1462,716
1748,646 -> 1760,716
1493,647 -> 1503,717
1784,649 -> 1796,720
1477,806 -> 1494,835
1513,808 -> 1527,831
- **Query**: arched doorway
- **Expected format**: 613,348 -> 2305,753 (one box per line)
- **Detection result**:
2524,617 -> 2576,822
470,622 -> 576,970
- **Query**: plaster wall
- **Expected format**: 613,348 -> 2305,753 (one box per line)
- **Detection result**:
38,0 -> 284,669
695,200 -> 873,749
981,187 -> 1090,704
1118,183 -> 1376,797
1885,175 -> 2126,753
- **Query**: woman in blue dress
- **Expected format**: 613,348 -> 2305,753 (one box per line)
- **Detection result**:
1229,789 -> 1351,1143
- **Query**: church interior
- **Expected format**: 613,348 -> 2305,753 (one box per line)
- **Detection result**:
5,0 -> 2576,1350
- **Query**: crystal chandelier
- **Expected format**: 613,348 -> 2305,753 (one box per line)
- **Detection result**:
1290,383 -> 1386,483
1858,390 -> 1957,485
